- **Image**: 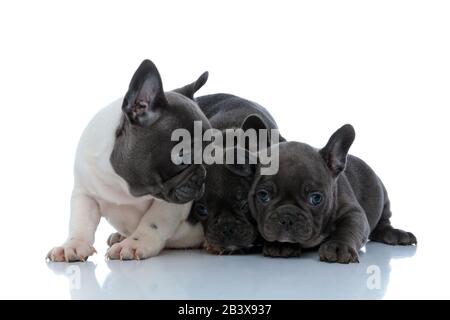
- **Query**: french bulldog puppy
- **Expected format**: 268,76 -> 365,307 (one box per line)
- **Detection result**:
249,124 -> 417,263
190,94 -> 283,254
47,59 -> 210,262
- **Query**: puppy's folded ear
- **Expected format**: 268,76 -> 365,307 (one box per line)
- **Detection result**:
174,71 -> 209,100
319,124 -> 355,176
224,147 -> 257,177
241,114 -> 271,150
122,59 -> 167,126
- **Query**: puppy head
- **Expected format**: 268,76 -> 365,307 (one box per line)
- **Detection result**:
249,125 -> 355,247
190,114 -> 272,252
115,59 -> 211,203
192,150 -> 258,253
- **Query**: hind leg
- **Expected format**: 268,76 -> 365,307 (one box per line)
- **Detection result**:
369,200 -> 417,245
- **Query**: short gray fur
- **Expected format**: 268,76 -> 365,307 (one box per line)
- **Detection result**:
189,93 -> 284,253
110,59 -> 211,204
249,124 -> 417,263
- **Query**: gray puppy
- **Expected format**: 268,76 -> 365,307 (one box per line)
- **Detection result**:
249,124 -> 417,263
189,94 -> 283,254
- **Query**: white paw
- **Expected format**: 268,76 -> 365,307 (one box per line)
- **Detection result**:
105,236 -> 163,260
46,239 -> 96,262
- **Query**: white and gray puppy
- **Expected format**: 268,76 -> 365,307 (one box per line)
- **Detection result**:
47,60 -> 210,262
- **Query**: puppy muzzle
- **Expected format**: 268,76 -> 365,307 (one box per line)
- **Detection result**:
170,165 -> 206,203
152,165 -> 206,204
206,220 -> 258,251
262,205 -> 313,243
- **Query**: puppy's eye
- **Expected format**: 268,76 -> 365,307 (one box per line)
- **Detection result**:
308,192 -> 323,206
195,204 -> 208,217
256,190 -> 271,204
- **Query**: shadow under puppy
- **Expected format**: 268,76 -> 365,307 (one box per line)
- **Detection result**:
47,59 -> 210,262
249,124 -> 417,263
189,93 -> 284,254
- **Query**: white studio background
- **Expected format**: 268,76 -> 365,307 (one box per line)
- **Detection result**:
0,0 -> 449,299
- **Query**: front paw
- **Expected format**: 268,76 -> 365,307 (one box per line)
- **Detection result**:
263,242 -> 302,258
319,241 -> 359,264
203,241 -> 225,255
105,236 -> 163,260
47,239 -> 96,262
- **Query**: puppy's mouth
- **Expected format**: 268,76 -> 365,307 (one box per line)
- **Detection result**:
203,240 -> 257,255
261,232 -> 305,243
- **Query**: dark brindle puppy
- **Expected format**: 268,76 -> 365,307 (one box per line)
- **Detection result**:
249,124 -> 417,263
189,93 -> 284,254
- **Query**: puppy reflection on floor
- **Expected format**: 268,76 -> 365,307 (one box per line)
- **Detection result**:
46,243 -> 416,299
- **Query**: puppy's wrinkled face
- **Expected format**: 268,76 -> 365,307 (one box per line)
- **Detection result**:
111,60 -> 210,203
189,114 -> 277,252
191,161 -> 259,253
250,142 -> 335,247
249,125 -> 355,247
126,92 -> 209,203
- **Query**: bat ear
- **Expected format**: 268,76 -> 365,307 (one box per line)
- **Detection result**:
173,71 -> 209,100
224,147 -> 257,177
241,114 -> 269,132
241,114 -> 272,151
319,124 -> 355,177
122,59 -> 168,127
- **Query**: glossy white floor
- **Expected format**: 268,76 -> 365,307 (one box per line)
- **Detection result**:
0,217 -> 448,300
45,242 -> 417,300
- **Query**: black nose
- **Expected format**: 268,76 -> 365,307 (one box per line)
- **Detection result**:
279,215 -> 295,231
